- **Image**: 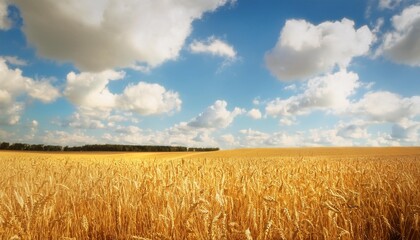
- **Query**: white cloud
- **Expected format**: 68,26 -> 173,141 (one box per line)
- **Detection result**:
64,70 -> 124,109
114,125 -> 142,135
0,102 -> 23,125
349,91 -> 420,122
247,108 -> 262,119
378,5 -> 420,66
192,132 -> 218,146
0,57 -> 60,125
284,84 -> 297,91
391,120 -> 420,142
236,123 -> 414,147
252,97 -> 261,105
156,100 -> 243,146
102,122 -> 217,148
0,0 -> 10,30
106,113 -> 139,127
265,18 -> 373,80
164,122 -> 209,146
102,100 -> 244,147
190,36 -> 237,59
366,132 -> 401,146
236,128 -> 347,147
62,70 -> 181,130
26,80 -> 61,103
219,134 -> 237,146
372,18 -> 385,38
41,130 -> 98,146
238,128 -> 271,147
64,112 -> 106,129
30,119 -> 38,129
236,126 -> 360,148
379,0 -> 402,9
64,70 -> 181,120
266,70 -> 360,119
306,128 -> 354,146
117,82 -> 181,116
266,132 -> 303,147
11,0 -> 234,71
279,117 -> 296,126
336,121 -> 370,139
187,100 -> 244,129
23,119 -> 39,140
237,128 -> 302,147
103,124 -> 152,145
0,58 -> 59,103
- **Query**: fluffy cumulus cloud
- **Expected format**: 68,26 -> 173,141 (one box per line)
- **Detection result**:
187,100 -> 244,129
117,82 -> 181,116
55,99 -> 242,148
349,91 -> 420,122
0,0 -> 10,30
265,18 -> 373,80
103,101 -> 243,147
64,70 -> 182,120
10,0 -> 234,71
64,70 -> 124,109
0,103 -> 22,125
61,70 -> 181,130
145,100 -> 243,146
266,70 -> 360,120
0,57 -> 59,125
189,36 -> 237,59
263,64 -> 420,145
378,5 -> 420,66
104,100 -> 243,147
247,108 -> 262,119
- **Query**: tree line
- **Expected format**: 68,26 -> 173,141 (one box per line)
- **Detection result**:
0,142 -> 219,152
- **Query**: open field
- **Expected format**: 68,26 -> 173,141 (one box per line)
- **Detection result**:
0,148 -> 420,239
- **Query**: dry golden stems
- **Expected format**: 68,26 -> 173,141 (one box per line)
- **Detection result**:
0,150 -> 419,239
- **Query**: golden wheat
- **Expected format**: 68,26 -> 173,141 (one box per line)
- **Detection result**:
0,148 -> 419,239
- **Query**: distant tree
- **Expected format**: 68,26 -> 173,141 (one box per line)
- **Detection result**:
28,144 -> 44,151
0,142 -> 10,149
44,145 -> 63,151
9,143 -> 29,150
0,142 -> 217,153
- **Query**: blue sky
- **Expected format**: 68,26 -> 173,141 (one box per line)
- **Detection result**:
0,0 -> 419,148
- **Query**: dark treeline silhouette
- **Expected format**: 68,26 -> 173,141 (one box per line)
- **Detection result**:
0,142 -> 219,152
63,144 -> 188,152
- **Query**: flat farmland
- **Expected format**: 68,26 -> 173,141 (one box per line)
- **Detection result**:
0,148 -> 420,239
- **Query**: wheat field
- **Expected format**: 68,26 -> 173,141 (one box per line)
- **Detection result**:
0,148 -> 419,239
